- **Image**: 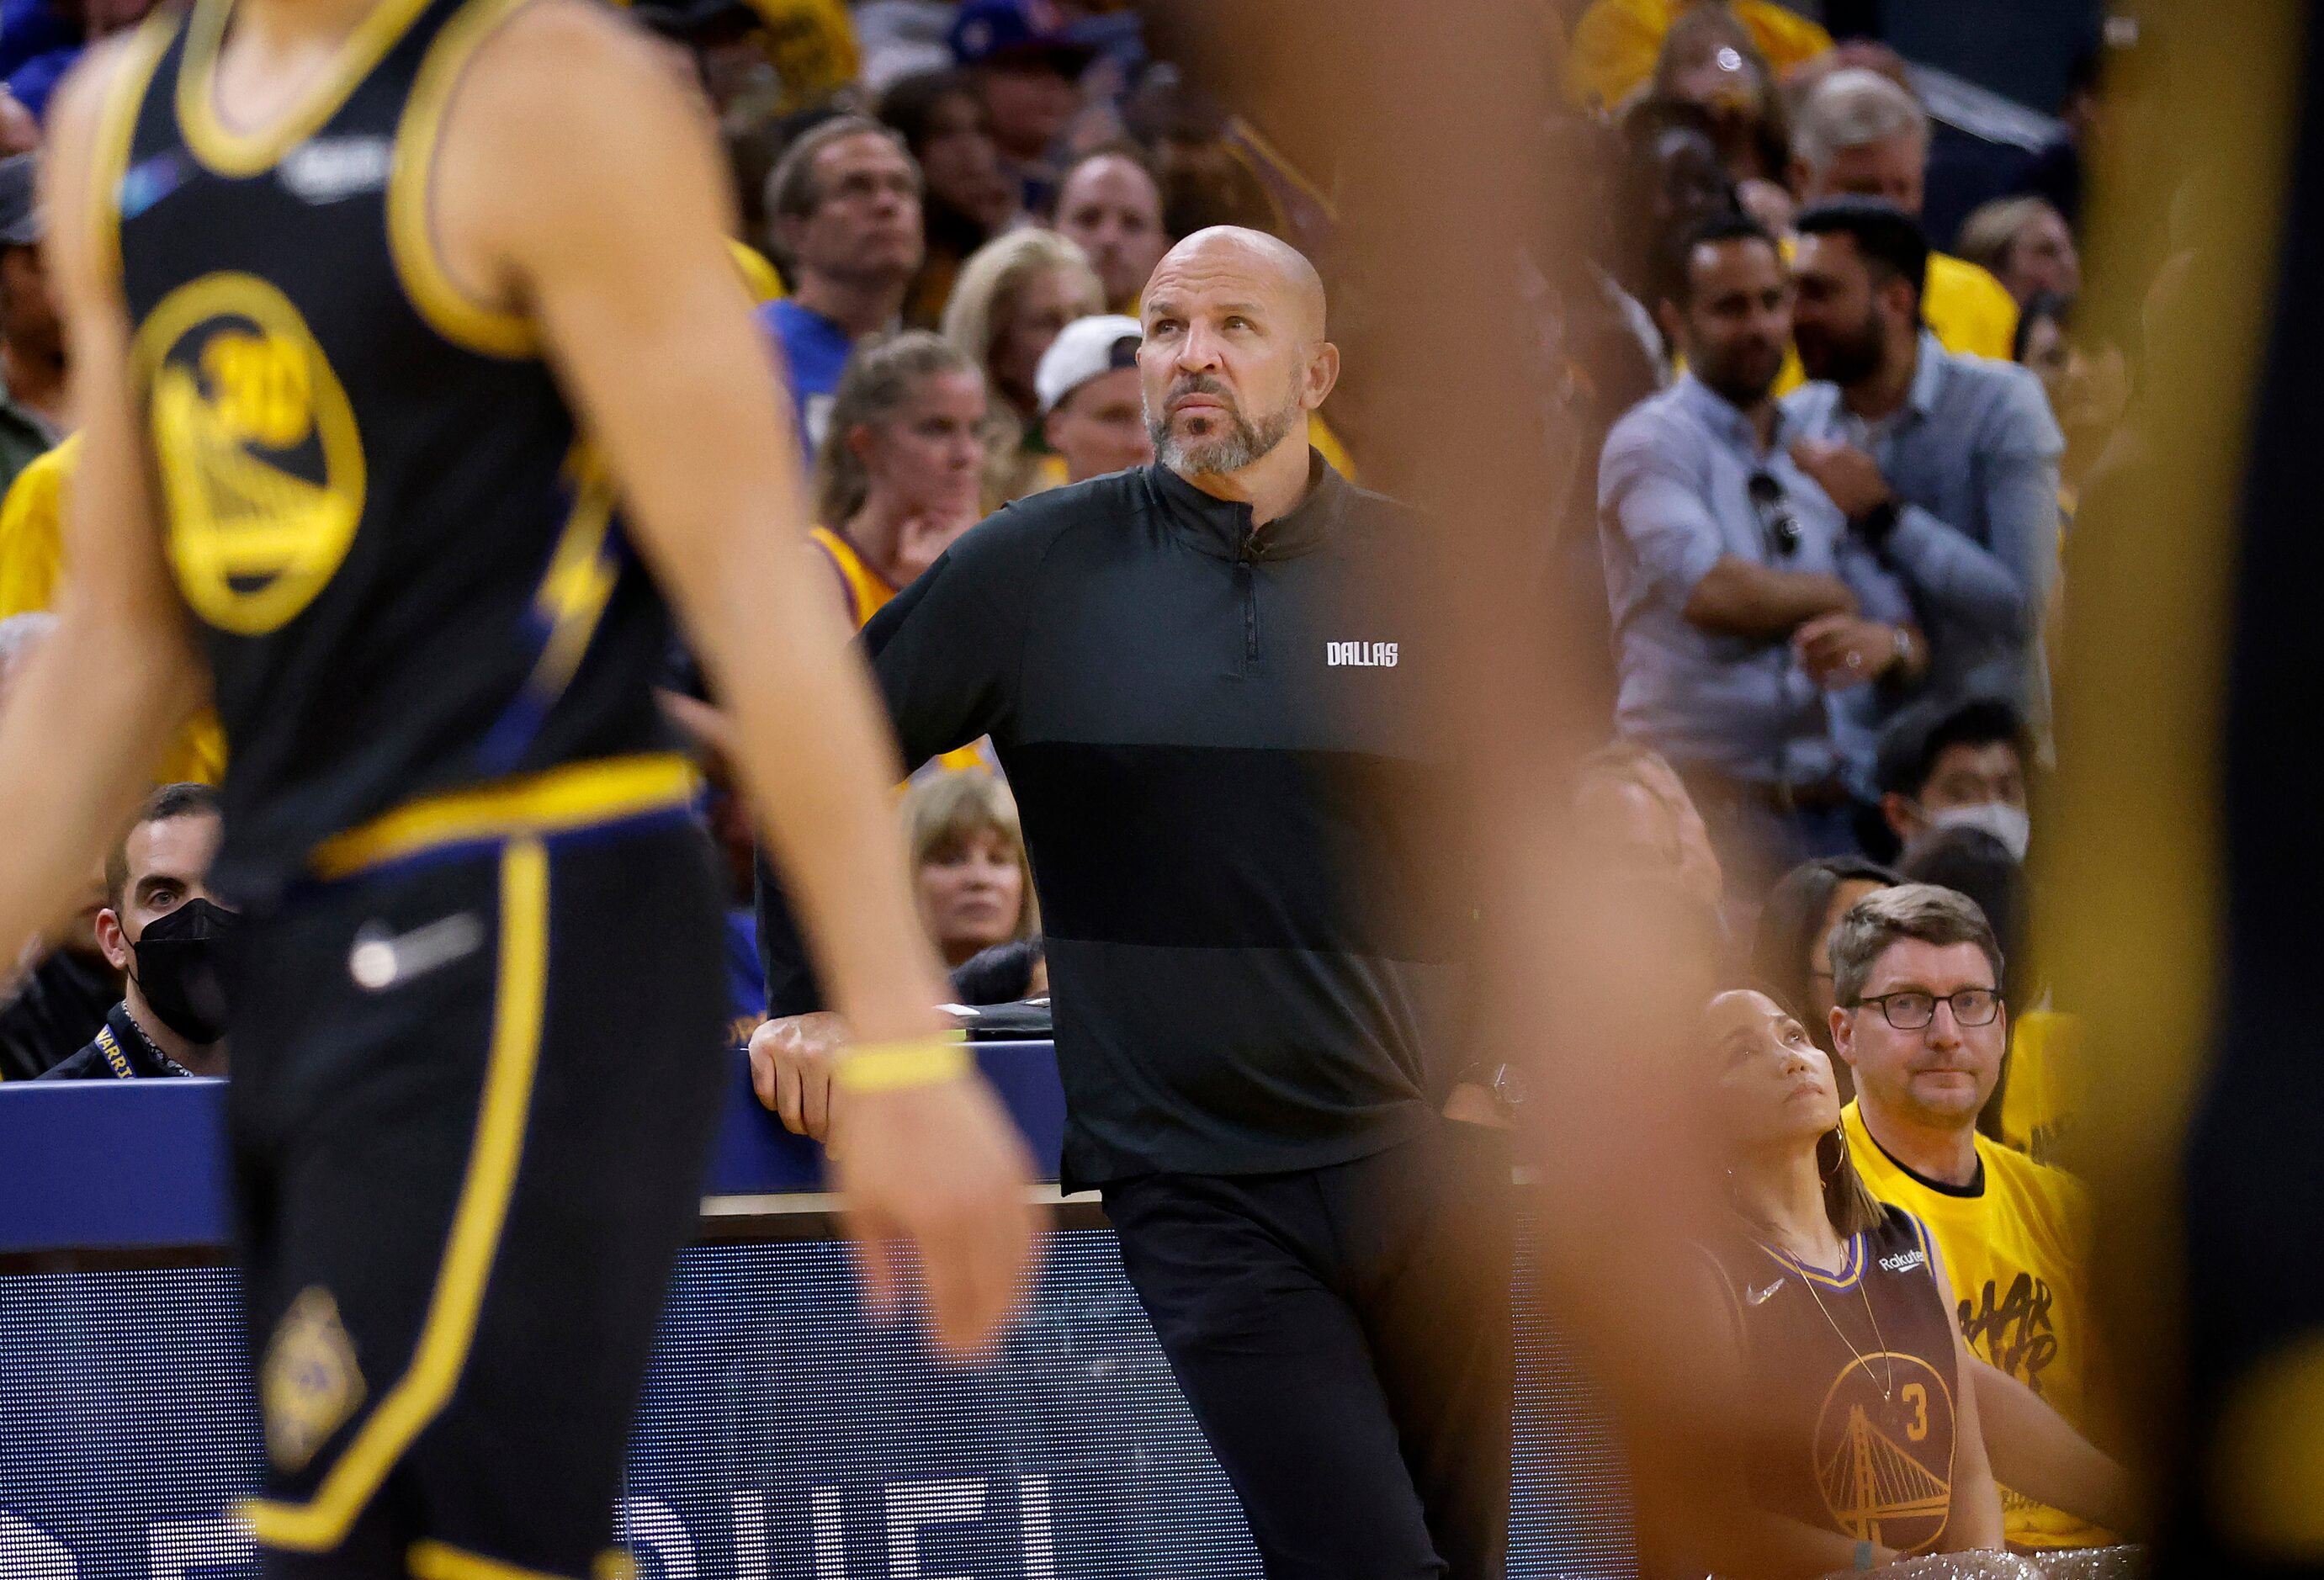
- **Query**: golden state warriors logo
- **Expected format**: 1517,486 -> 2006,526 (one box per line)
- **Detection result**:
261,1286 -> 367,1471
1814,1352 -> 1955,1554
133,273 -> 365,635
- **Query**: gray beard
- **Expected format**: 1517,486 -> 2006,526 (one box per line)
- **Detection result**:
1149,395 -> 1303,480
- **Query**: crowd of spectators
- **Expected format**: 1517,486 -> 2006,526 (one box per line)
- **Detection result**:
0,0 -> 2143,1560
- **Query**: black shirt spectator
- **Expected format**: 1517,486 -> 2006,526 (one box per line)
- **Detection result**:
764,449 -> 1457,1185
38,782 -> 234,1080
39,999 -> 194,1079
756,225 -> 1507,1580
0,941 -> 115,1080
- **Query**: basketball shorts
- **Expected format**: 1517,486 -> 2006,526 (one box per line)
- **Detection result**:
221,812 -> 728,1580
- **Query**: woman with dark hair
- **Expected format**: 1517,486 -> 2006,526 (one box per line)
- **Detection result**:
1689,989 -> 2034,1577
1752,856 -> 1899,1061
877,70 -> 1024,327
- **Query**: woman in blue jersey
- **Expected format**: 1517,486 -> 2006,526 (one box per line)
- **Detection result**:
1688,987 -> 2040,1578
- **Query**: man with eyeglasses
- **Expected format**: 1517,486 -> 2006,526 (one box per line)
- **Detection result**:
1599,211 -> 1923,892
1828,883 -> 2121,1554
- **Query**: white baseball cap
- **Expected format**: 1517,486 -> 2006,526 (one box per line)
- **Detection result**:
1036,314 -> 1143,414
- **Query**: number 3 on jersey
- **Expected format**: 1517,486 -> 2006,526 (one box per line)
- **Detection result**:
133,272 -> 367,635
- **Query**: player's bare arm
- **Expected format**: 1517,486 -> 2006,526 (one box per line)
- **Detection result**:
417,0 -> 1033,1350
0,36 -> 211,964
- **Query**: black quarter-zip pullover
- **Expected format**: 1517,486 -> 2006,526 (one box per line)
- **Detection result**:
762,454 -> 1466,1188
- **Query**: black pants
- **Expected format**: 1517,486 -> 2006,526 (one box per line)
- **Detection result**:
1104,1121 -> 1515,1579
223,821 -> 728,1580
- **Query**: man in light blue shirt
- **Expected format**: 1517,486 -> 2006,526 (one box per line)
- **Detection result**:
1600,215 -> 1925,888
1785,199 -> 2065,712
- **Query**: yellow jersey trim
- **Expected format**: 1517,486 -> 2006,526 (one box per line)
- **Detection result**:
512,445 -> 622,714
410,1540 -> 579,1580
177,0 -> 440,177
386,0 -> 542,357
808,525 -> 894,630
241,838 -> 550,1549
310,753 -> 698,878
88,10 -> 181,287
1758,1229 -> 1865,1291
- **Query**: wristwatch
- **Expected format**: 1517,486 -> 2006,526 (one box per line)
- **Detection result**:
1851,498 -> 1901,549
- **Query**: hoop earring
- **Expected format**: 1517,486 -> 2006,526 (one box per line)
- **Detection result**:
1820,1122 -> 1850,1185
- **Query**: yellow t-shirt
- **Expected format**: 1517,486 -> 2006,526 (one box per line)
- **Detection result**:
1923,251 -> 2021,363
1842,1101 -> 2115,1550
0,431 -> 75,620
1999,1009 -> 2080,1166
728,238 -> 785,304
1564,0 -> 1834,110
0,432 -> 224,785
743,0 -> 859,114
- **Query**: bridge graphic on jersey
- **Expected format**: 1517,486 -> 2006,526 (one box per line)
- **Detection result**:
1819,1401 -> 1951,1542
154,363 -> 344,575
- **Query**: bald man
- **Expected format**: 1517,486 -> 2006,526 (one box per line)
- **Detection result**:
753,226 -> 1511,1577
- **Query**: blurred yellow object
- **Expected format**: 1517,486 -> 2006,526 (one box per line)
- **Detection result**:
1564,0 -> 1832,110
728,237 -> 784,302
0,431 -> 225,786
1309,411 -> 1356,481
1923,251 -> 2022,362
0,431 -> 75,621
744,0 -> 859,114
2000,1008 -> 2081,1164
157,710 -> 229,787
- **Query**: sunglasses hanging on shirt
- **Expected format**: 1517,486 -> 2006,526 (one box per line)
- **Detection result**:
1748,471 -> 1801,558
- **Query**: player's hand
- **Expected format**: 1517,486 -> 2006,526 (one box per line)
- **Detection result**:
748,1010 -> 847,1140
833,1071 -> 1040,1356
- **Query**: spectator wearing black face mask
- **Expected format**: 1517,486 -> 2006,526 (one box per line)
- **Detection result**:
39,782 -> 235,1079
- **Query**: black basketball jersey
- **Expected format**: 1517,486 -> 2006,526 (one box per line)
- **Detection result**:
1700,1204 -> 1963,1557
99,0 -> 679,904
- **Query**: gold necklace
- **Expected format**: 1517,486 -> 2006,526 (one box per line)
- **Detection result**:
1760,1231 -> 1898,1402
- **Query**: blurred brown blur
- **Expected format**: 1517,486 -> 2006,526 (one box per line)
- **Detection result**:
1145,2 -> 1757,1571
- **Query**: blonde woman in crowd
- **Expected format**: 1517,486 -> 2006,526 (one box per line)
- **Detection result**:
941,229 -> 1106,500
901,771 -> 1038,971
808,330 -> 991,628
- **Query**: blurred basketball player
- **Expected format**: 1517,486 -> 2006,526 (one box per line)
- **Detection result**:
0,2 -> 1033,1577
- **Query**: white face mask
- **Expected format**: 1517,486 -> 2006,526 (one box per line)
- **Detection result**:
1926,802 -> 2031,862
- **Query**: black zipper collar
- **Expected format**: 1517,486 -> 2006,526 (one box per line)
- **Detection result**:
1146,448 -> 1341,563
